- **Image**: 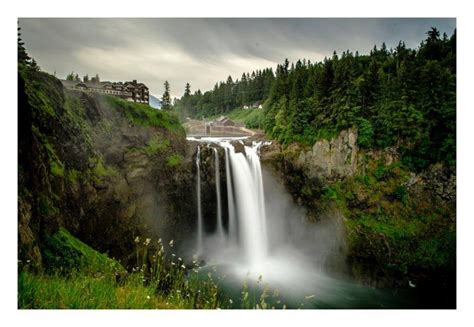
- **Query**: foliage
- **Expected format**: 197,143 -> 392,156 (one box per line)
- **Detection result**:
41,228 -> 124,275
166,154 -> 183,167
19,229 -> 229,309
320,156 -> 455,279
177,28 -> 456,170
173,68 -> 275,119
161,80 -> 172,111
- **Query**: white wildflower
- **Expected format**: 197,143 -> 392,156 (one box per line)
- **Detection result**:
229,299 -> 233,304
169,239 -> 174,247
181,264 -> 186,269
146,295 -> 151,300
134,236 -> 140,243
144,238 -> 151,246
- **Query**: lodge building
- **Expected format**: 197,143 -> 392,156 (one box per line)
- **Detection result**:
61,79 -> 150,104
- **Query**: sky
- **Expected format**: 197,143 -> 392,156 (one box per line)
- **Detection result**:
19,18 -> 456,98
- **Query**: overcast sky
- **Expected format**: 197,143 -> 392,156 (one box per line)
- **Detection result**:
19,18 -> 455,98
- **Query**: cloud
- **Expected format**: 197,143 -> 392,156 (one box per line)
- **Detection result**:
19,18 -> 456,98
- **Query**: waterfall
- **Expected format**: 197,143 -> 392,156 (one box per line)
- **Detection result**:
214,148 -> 224,241
196,145 -> 203,255
224,147 -> 237,244
192,139 -> 268,266
225,142 -> 267,265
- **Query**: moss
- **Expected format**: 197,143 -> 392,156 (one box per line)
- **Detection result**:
90,157 -> 120,178
66,168 -> 79,186
38,195 -> 59,217
166,154 -> 183,167
50,160 -> 65,177
42,227 -> 124,275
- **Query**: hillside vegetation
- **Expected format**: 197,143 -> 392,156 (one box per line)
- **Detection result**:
175,28 -> 455,172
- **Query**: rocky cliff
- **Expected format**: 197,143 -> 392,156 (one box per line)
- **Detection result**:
260,128 -> 456,294
18,65 -> 198,270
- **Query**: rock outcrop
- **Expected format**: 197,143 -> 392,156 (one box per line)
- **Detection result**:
18,66 -> 197,270
296,128 -> 359,181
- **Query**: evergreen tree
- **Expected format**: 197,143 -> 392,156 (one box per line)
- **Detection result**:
184,83 -> 191,97
161,80 -> 171,111
18,26 -> 30,65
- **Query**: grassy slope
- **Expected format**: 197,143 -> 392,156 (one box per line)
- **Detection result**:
18,228 -> 224,309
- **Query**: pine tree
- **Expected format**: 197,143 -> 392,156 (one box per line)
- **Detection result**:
184,83 -> 191,97
18,26 -> 30,65
161,80 -> 171,111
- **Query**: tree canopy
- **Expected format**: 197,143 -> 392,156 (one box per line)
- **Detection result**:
174,28 -> 456,171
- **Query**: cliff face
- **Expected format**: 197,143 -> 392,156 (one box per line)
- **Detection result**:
296,129 -> 359,181
260,129 -> 456,291
18,65 -> 197,270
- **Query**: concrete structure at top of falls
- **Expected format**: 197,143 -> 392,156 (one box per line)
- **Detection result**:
214,148 -> 224,241
196,145 -> 203,255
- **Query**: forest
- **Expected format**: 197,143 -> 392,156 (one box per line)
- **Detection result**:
174,28 -> 456,171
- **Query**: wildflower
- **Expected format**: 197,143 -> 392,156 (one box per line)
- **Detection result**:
169,239 -> 174,247
134,236 -> 140,243
172,253 -> 176,257
26,260 -> 31,263
178,257 -> 182,261
171,262 -> 176,266
193,269 -> 199,273
181,264 -> 186,269
144,238 -> 151,246
229,299 -> 233,304
158,238 -> 162,243
146,295 -> 151,300
305,295 -> 315,299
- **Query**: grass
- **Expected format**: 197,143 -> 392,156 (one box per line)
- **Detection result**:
19,228 -> 229,309
19,271 -> 176,309
106,96 -> 185,136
